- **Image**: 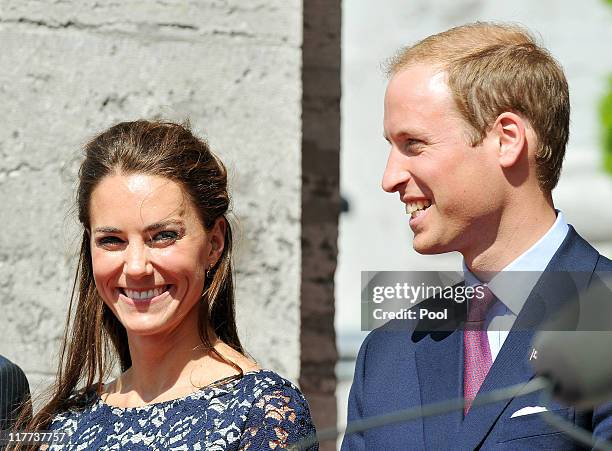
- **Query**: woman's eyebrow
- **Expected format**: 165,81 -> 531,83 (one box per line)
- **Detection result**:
93,219 -> 185,234
93,226 -> 122,234
143,219 -> 185,232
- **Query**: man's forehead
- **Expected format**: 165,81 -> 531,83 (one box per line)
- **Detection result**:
385,66 -> 453,121
383,65 -> 464,140
386,64 -> 449,98
427,71 -> 449,95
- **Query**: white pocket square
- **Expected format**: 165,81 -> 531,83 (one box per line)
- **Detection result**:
510,406 -> 549,418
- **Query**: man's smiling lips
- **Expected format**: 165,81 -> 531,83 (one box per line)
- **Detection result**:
404,198 -> 433,218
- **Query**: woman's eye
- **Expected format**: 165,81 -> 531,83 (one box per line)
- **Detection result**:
97,236 -> 124,247
151,231 -> 179,242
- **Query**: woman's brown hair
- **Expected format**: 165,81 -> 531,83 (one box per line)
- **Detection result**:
13,120 -> 243,448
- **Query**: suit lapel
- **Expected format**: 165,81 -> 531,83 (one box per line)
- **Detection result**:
415,328 -> 463,450
455,318 -> 536,448
453,227 -> 599,449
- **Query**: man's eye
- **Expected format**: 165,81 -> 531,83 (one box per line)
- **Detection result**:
404,139 -> 423,151
151,231 -> 179,242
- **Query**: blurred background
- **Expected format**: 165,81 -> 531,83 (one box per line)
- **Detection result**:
336,0 -> 612,442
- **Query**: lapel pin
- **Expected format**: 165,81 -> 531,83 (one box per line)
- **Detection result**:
529,348 -> 538,361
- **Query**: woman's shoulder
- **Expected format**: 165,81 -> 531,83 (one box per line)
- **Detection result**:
48,389 -> 104,431
235,370 -> 317,449
50,369 -> 307,417
237,369 -> 301,391
231,369 -> 309,405
47,370 -> 310,423
47,371 -> 317,449
240,369 -> 314,424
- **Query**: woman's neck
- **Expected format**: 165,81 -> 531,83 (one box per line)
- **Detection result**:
105,313 -> 257,407
120,316 -> 215,401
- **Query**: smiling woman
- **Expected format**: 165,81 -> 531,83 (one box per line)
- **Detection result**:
11,120 -> 317,450
89,173 -> 218,339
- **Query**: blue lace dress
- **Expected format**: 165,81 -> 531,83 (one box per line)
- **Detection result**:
47,370 -> 318,450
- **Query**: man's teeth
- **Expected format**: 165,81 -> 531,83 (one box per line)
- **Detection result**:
124,286 -> 166,300
405,200 -> 432,216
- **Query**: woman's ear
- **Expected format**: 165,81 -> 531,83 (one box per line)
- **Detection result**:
208,217 -> 226,265
493,112 -> 528,168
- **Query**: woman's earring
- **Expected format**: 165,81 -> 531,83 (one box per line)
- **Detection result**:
206,263 -> 214,279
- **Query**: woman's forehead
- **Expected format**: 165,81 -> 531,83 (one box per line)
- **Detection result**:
89,174 -> 198,228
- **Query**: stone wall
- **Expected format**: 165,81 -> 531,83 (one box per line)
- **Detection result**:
0,0 -> 338,420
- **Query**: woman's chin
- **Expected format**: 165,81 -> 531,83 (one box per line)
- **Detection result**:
113,307 -> 179,336
120,318 -> 169,336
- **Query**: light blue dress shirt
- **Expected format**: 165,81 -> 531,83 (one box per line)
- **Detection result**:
463,211 -> 569,362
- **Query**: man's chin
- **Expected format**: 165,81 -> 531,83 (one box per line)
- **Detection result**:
413,245 -> 441,255
412,235 -> 451,255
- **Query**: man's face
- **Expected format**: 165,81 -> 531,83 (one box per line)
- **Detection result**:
382,64 -> 504,256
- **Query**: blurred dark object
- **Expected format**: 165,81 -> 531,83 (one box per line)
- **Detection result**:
0,355 -> 31,432
533,275 -> 612,408
340,195 -> 350,213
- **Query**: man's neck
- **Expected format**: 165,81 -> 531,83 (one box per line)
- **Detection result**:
464,196 -> 557,281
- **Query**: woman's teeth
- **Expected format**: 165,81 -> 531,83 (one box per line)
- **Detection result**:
123,286 -> 167,300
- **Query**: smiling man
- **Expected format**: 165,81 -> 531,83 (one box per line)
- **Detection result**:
342,23 -> 612,450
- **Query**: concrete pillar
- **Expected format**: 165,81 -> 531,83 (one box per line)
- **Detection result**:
301,0 -> 341,447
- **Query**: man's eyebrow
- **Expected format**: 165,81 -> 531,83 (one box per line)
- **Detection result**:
93,219 -> 185,234
386,129 -> 428,142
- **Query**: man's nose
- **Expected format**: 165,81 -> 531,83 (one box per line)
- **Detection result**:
123,242 -> 153,278
382,148 -> 411,193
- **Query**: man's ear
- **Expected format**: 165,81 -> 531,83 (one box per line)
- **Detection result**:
208,217 -> 226,264
493,112 -> 528,168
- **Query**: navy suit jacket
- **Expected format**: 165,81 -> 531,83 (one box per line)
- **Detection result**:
0,355 -> 30,431
342,226 -> 612,450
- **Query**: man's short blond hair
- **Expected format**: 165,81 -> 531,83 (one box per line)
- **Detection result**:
387,22 -> 569,192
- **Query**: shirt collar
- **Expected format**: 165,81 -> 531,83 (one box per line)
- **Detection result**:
463,210 -> 569,315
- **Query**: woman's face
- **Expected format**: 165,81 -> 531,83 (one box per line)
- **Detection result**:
89,173 -> 225,337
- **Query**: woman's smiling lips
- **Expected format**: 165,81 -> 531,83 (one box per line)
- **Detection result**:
117,285 -> 173,304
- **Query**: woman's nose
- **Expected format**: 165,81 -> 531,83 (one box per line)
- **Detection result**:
123,243 -> 153,278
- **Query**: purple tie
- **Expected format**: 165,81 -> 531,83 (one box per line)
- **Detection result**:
463,285 -> 496,415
